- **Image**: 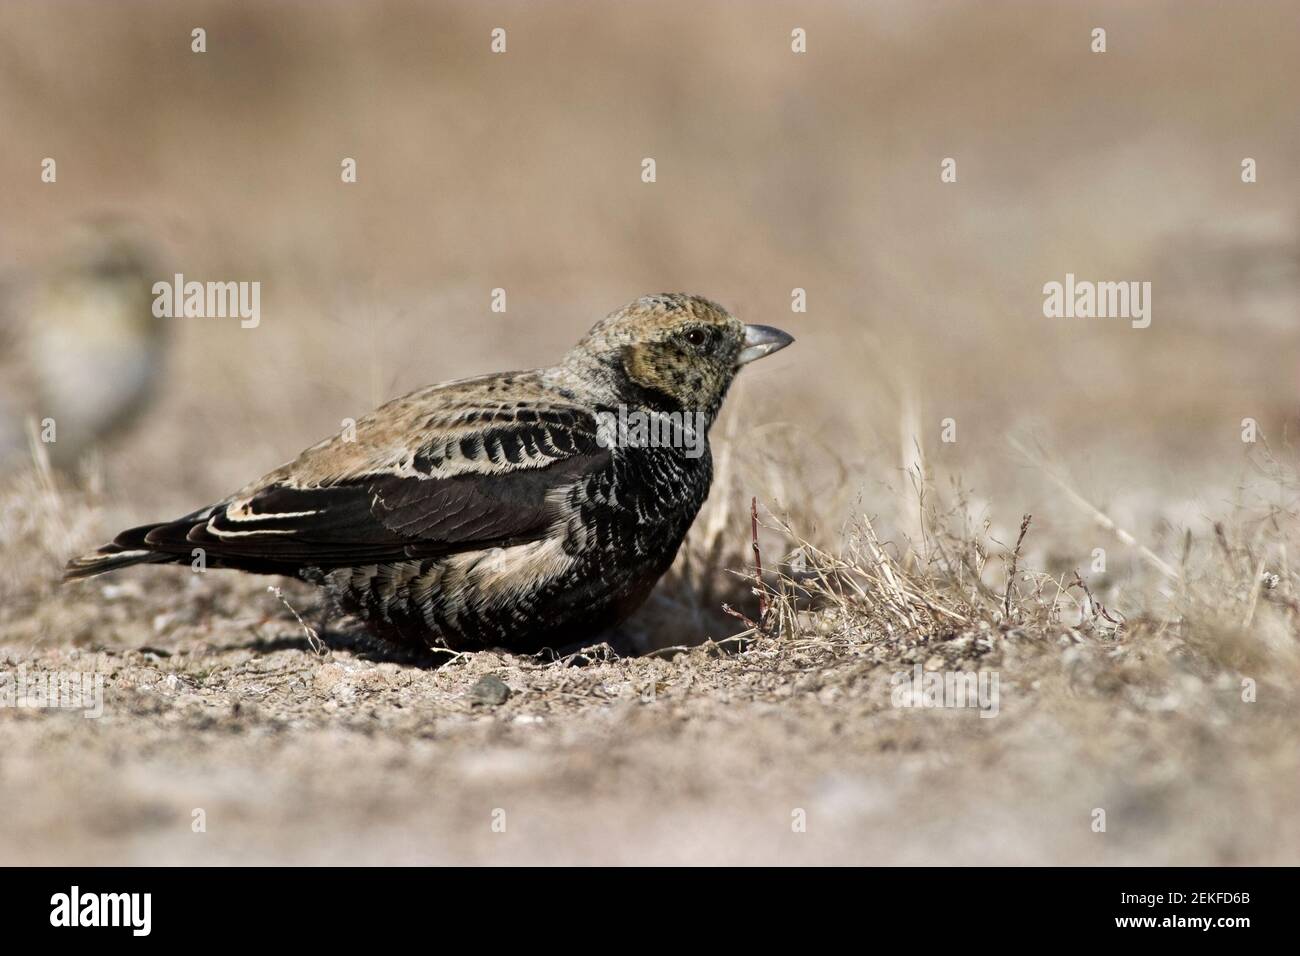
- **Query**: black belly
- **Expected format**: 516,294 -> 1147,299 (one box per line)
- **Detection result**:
323,446 -> 710,653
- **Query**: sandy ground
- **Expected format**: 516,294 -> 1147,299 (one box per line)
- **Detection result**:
2,560 -> 1296,866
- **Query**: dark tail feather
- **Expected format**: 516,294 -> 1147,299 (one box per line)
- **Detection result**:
64,520 -> 184,580
64,509 -> 305,580
64,543 -> 175,580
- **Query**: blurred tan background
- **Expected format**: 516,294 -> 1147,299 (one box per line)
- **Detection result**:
2,0 -> 1297,567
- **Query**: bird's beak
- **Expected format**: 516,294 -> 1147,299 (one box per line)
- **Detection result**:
736,324 -> 795,366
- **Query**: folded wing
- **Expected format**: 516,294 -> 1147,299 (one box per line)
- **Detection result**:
67,401 -> 608,578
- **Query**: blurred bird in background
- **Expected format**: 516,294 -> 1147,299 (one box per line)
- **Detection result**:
0,218 -> 168,473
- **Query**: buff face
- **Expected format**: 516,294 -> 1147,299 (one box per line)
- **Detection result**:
577,294 -> 790,419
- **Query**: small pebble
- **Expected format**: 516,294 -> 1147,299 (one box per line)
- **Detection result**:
467,674 -> 511,707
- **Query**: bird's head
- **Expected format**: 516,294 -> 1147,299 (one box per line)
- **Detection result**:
566,293 -> 794,418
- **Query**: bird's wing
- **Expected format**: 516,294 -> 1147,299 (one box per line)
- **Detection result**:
110,395 -> 609,570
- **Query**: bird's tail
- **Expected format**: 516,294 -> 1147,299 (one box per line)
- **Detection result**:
64,545 -> 173,580
64,527 -> 177,580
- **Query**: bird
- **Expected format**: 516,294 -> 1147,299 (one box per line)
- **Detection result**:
1,218 -> 167,471
65,293 -> 793,653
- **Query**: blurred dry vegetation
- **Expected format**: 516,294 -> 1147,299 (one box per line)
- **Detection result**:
0,1 -> 1297,864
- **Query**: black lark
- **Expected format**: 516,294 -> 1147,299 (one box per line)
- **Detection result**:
66,294 -> 793,653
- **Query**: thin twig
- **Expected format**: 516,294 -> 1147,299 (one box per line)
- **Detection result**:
750,496 -> 768,627
1242,554 -> 1268,629
722,603 -> 758,630
643,632 -> 756,659
1070,570 -> 1124,627
267,586 -> 328,656
1003,513 -> 1031,620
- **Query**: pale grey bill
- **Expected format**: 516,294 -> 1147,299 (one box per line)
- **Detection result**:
736,324 -> 795,365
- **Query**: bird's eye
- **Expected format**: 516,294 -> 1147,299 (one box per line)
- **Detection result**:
684,328 -> 708,348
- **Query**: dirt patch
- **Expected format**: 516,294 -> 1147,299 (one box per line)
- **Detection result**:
3,561 -> 1295,865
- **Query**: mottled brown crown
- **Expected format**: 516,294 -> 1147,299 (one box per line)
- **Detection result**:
577,294 -> 737,348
